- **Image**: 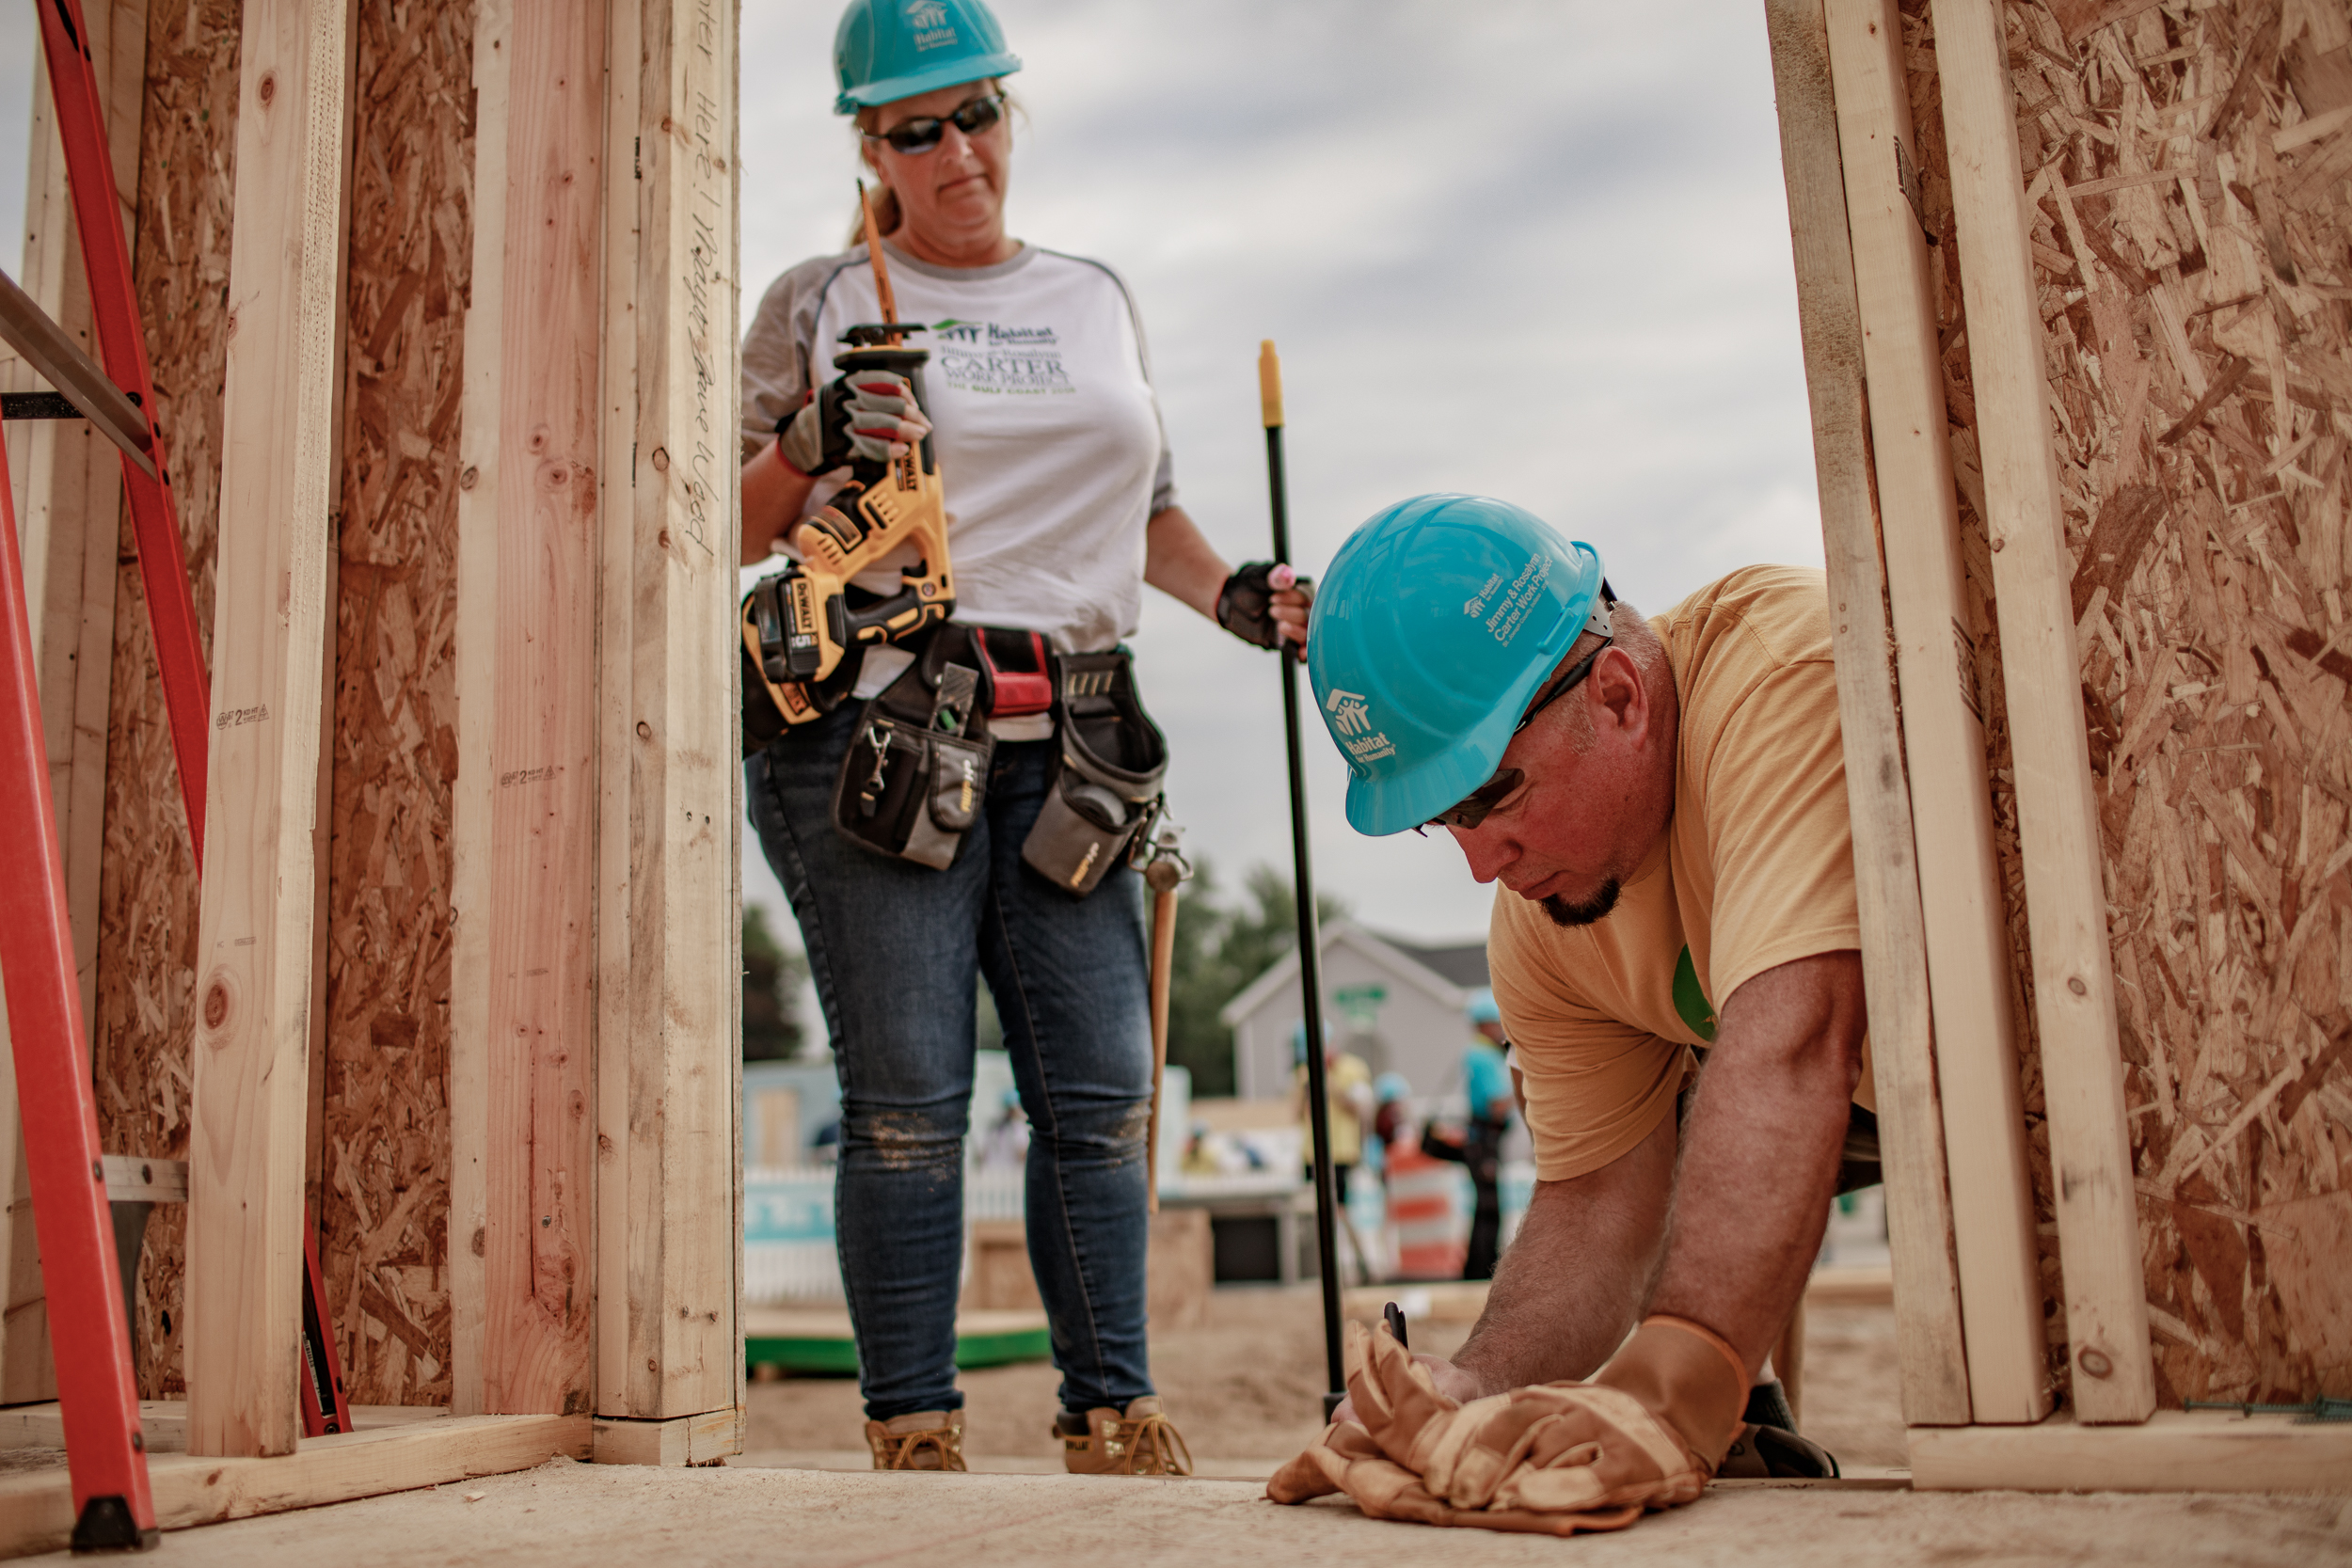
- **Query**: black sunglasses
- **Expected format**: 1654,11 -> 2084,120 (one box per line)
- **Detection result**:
1416,636 -> 1614,834
866,94 -> 1006,155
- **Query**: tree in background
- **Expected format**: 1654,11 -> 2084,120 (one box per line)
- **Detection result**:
743,904 -> 809,1061
1165,860 -> 1346,1099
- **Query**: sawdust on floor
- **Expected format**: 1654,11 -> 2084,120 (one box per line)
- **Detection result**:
741,1285 -> 1906,1470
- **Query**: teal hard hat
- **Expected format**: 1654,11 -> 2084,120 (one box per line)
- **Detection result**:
834,0 -> 1023,115
1374,1071 -> 1411,1104
1309,495 -> 1612,837
1466,988 -> 1501,1026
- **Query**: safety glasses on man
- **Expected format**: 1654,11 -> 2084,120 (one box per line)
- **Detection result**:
1417,626 -> 1613,833
864,92 -> 1007,155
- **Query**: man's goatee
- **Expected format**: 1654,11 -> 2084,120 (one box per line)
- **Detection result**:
1541,879 -> 1622,928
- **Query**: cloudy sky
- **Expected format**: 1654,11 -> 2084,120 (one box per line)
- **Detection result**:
739,0 -> 1827,946
1,0 -> 1826,957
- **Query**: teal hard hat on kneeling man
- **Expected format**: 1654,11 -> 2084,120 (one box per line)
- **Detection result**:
1307,495 -> 1613,837
833,0 -> 1024,113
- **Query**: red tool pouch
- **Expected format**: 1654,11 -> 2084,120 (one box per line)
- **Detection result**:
974,627 -> 1054,718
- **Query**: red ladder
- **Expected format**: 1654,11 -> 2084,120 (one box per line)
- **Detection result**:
0,1 -> 347,1548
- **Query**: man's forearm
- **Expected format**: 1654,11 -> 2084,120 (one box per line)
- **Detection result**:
1449,1108 -> 1674,1395
1648,952 -> 1867,1374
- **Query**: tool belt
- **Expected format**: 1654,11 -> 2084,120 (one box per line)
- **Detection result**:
1021,647 -> 1168,897
826,626 -> 1168,893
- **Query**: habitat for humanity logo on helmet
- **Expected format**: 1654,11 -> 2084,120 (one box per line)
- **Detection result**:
905,0 -> 955,47
1324,689 -> 1395,766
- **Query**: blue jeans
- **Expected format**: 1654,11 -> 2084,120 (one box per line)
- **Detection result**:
747,702 -> 1157,1420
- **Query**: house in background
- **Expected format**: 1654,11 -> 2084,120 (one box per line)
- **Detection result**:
1220,922 -> 1489,1102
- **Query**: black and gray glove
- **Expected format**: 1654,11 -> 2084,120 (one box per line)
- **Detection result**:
775,369 -> 930,477
1216,561 -> 1312,654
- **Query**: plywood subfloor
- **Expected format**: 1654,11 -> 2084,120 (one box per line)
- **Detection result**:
20,1457 -> 2346,1568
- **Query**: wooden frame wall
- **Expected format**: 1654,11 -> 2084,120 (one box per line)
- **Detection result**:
0,0 -> 742,1533
1774,0 -> 2352,1490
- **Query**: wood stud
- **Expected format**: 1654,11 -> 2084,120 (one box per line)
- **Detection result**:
1824,0 -> 2053,1424
186,0 -> 359,1458
1766,0 -> 1979,1427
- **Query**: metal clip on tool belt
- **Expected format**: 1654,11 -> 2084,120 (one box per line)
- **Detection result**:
830,626 -> 993,870
1021,649 -> 1168,897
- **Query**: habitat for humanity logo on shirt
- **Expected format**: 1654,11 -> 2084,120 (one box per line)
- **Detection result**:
930,319 -> 1073,395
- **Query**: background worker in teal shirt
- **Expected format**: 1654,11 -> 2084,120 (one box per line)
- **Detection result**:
1422,989 -> 1518,1279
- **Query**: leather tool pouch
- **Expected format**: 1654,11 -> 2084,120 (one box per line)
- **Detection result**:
1021,648 -> 1168,897
830,626 -> 993,870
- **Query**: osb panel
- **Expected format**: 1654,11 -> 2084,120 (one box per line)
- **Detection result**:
90,0 -> 242,1401
320,0 -> 474,1406
1932,0 -> 2352,1406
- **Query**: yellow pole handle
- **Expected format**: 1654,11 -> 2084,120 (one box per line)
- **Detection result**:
1259,340 -> 1283,429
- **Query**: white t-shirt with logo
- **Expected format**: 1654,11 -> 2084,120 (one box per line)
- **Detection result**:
740,242 -> 1175,703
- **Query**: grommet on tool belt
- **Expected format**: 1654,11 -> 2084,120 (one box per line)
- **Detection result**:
1021,648 -> 1168,897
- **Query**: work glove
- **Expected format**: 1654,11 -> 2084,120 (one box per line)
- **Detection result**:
775,369 -> 930,477
1266,1314 -> 1747,1534
1216,562 -> 1312,657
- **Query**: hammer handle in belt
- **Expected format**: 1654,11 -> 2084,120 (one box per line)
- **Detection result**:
1145,884 -> 1178,1215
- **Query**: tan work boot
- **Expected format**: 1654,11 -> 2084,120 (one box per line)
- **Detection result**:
1056,1397 -> 1193,1476
866,1409 -> 966,1471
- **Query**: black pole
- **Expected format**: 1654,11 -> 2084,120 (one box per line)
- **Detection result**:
1260,341 -> 1345,1418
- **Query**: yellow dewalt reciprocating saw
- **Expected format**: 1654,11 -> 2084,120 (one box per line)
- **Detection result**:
743,186 -> 954,728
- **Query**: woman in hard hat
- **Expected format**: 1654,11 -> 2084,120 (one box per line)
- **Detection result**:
738,0 -> 1305,1478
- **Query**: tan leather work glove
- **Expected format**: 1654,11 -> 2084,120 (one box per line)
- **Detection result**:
1266,1315 -> 1749,1533
1588,1314 -> 1751,1474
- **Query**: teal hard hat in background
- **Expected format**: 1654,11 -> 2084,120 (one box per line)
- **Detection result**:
1466,988 -> 1501,1026
1308,495 -> 1610,837
834,0 -> 1024,114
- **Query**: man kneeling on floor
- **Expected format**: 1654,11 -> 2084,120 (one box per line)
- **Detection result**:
1268,495 -> 1863,1532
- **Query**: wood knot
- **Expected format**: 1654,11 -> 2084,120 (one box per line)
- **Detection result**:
202,982 -> 230,1030
2076,1347 -> 2113,1379
2067,976 -> 2088,996
258,71 -> 276,106
650,447 -> 670,472
459,466 -> 478,490
636,721 -> 652,740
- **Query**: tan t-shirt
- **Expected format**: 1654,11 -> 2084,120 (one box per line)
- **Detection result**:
1489,565 -> 1871,1183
